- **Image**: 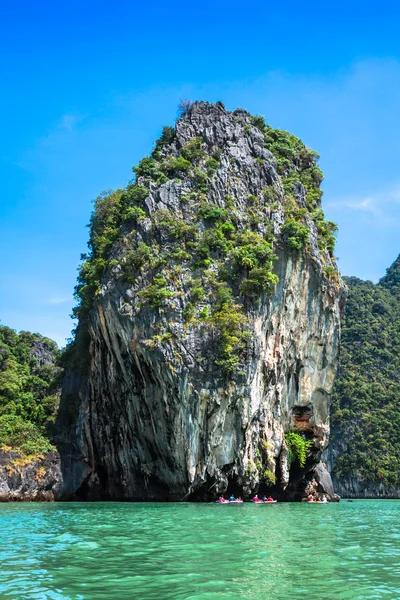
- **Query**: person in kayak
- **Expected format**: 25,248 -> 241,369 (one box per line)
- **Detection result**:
229,494 -> 236,502
252,494 -> 261,503
266,496 -> 274,502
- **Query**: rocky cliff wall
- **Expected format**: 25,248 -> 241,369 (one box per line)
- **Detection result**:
58,102 -> 345,500
0,451 -> 61,501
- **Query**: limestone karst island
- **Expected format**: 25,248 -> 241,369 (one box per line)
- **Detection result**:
2,100 -> 400,599
2,101 -> 400,504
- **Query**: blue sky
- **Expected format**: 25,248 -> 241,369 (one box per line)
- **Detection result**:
1,0 -> 400,346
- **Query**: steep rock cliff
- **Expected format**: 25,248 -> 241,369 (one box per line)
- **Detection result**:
58,102 -> 344,500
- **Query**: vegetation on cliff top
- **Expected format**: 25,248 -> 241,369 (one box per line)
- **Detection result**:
71,102 -> 337,376
0,326 -> 60,455
330,256 -> 400,488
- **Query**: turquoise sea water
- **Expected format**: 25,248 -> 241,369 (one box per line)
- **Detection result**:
0,501 -> 400,599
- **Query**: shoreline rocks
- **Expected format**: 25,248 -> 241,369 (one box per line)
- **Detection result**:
0,450 -> 61,502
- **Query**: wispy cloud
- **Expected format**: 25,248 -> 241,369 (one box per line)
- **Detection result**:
45,296 -> 71,305
326,185 -> 400,224
37,113 -> 85,149
59,114 -> 81,132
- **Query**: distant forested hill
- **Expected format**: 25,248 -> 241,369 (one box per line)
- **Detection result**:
329,256 -> 400,496
0,326 -> 61,455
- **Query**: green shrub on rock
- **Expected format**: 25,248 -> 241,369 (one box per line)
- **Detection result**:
180,137 -> 205,163
240,268 -> 278,296
263,469 -> 276,485
281,218 -> 310,251
285,432 -> 312,468
138,278 -> 172,307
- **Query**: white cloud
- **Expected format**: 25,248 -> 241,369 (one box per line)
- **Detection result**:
45,296 -> 71,305
36,113 -> 85,150
59,114 -> 81,132
326,185 -> 400,223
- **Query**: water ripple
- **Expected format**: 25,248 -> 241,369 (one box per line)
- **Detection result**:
1,501 -> 400,599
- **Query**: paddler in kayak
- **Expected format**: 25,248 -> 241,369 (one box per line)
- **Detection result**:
229,494 -> 236,502
252,494 -> 262,503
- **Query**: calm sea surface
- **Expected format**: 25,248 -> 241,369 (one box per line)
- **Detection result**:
0,500 -> 399,599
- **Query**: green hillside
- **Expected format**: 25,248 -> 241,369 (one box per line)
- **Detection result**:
330,257 -> 400,488
0,326 -> 61,455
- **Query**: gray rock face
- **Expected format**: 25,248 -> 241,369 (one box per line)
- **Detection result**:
58,102 -> 345,500
329,476 -> 400,499
30,339 -> 57,368
0,450 -> 61,501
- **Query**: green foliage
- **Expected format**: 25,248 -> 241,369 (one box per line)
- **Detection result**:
240,268 -> 278,296
124,242 -> 154,272
209,284 -> 250,375
138,277 -> 172,307
121,184 -> 149,208
260,439 -> 271,453
189,280 -> 206,302
199,306 -> 209,319
0,415 -> 54,454
312,209 -> 337,253
161,156 -> 192,178
155,209 -> 198,241
180,137 -> 205,163
378,254 -> 400,295
323,265 -> 338,281
195,227 -> 233,259
198,203 -> 230,223
122,206 -> 146,223
263,469 -> 276,485
249,114 -> 336,254
183,302 -> 195,322
230,231 -> 276,270
285,432 -> 312,468
168,247 -> 192,262
330,267 -> 400,488
206,157 -> 219,175
133,157 -> 168,185
74,189 -> 130,317
192,167 -> 209,190
281,218 -> 310,251
152,126 -> 175,158
0,326 -> 60,455
250,114 -> 268,131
